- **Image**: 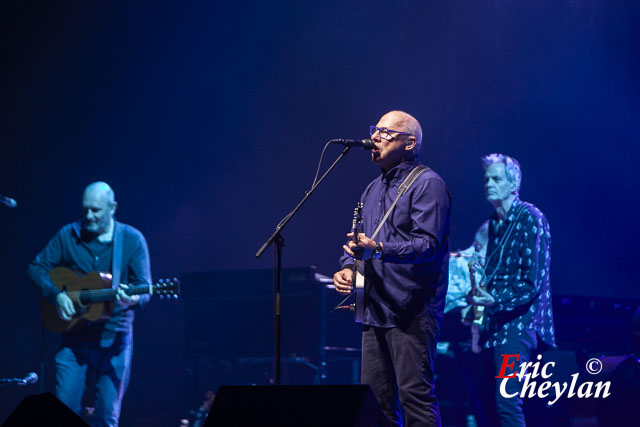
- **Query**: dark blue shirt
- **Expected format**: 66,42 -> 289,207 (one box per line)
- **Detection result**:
27,220 -> 151,342
340,161 -> 451,328
483,198 -> 556,348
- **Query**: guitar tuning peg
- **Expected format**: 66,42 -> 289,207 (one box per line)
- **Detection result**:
173,294 -> 178,299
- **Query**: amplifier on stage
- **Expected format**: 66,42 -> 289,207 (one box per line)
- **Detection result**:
181,267 -> 362,385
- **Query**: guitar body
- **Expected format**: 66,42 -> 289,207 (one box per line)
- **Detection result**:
41,267 -> 113,333
353,261 -> 365,323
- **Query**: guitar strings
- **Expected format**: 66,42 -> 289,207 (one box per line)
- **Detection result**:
64,284 -> 172,299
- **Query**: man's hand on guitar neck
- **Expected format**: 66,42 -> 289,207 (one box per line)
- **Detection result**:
115,284 -> 140,307
468,287 -> 496,307
343,232 -> 381,261
55,292 -> 76,321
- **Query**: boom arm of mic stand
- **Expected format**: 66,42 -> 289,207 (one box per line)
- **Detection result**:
255,144 -> 352,258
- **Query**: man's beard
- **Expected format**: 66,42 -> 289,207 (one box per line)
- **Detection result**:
82,220 -> 105,236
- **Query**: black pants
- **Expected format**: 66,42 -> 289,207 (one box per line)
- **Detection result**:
361,316 -> 441,427
491,330 -> 537,427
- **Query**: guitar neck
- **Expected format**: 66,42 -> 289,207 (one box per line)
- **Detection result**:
73,284 -> 153,304
468,260 -> 476,288
351,202 -> 363,244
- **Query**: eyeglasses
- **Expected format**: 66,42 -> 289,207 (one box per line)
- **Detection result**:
369,126 -> 413,141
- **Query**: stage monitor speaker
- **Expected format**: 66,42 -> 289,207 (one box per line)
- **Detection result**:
2,392 -> 88,427
204,385 -> 388,427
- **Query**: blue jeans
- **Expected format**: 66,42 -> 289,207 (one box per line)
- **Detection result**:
55,333 -> 133,427
361,316 -> 441,427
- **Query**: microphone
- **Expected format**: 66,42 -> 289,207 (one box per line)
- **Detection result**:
19,372 -> 38,386
0,194 -> 17,209
329,139 -> 374,150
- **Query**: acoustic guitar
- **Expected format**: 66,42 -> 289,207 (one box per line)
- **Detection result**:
41,267 -> 180,333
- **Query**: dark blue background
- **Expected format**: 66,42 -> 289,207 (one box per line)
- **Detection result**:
2,1 -> 639,424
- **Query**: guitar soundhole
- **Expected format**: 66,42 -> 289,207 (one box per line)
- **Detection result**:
74,304 -> 90,319
77,290 -> 91,309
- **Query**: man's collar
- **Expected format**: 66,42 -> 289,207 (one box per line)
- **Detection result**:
71,222 -> 82,239
381,160 -> 419,184
492,197 -> 521,223
505,198 -> 522,222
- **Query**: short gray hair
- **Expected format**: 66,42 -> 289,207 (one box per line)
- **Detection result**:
481,153 -> 522,195
407,120 -> 423,159
391,110 -> 423,160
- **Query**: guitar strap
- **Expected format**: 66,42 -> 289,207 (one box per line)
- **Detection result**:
481,203 -> 528,287
370,165 -> 429,240
100,221 -> 125,347
111,221 -> 124,290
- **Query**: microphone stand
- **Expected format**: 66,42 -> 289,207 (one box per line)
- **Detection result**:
0,377 -> 36,386
256,145 -> 352,385
0,378 -> 23,386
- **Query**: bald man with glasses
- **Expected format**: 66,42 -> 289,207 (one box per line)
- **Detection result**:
334,111 -> 451,426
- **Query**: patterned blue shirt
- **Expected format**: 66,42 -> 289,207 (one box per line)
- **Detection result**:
483,198 -> 556,348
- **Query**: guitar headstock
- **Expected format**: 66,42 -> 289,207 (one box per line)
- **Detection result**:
351,202 -> 363,243
153,277 -> 181,299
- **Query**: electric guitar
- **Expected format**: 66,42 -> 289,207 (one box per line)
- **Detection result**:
41,267 -> 180,333
468,259 -> 486,353
351,203 -> 365,323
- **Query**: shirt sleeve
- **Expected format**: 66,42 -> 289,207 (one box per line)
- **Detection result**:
491,211 -> 551,312
339,254 -> 356,271
126,230 -> 153,308
26,228 -> 65,304
380,178 -> 451,264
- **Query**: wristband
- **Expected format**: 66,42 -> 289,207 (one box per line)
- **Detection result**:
373,241 -> 383,259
